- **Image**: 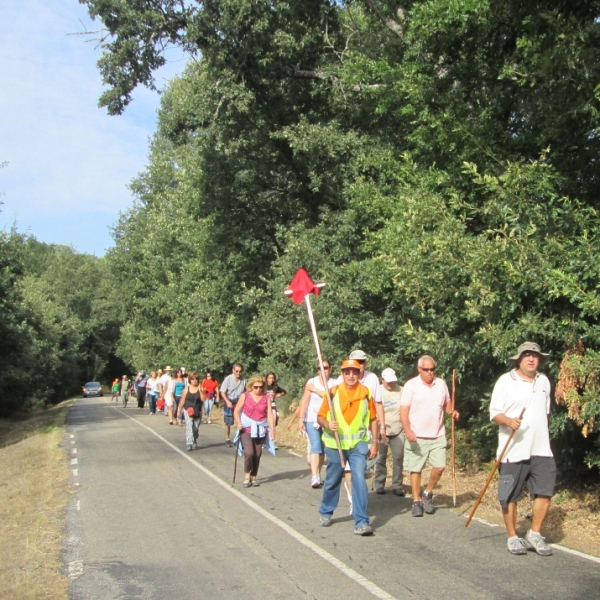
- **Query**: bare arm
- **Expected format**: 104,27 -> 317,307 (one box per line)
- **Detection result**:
267,398 -> 276,439
233,396 -> 245,429
400,405 -> 416,442
297,387 -> 312,431
375,401 -> 387,443
492,413 -> 522,430
177,387 -> 188,418
368,416 -> 379,459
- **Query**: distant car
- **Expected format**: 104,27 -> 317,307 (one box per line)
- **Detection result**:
82,382 -> 103,397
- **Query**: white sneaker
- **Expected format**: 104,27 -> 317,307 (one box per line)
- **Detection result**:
207,418 -> 211,424
311,476 -> 321,489
525,530 -> 553,556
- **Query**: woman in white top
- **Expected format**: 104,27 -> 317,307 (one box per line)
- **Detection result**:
298,360 -> 337,488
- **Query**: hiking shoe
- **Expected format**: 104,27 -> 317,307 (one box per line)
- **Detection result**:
392,488 -> 406,497
525,530 -> 553,556
354,524 -> 374,536
375,488 -> 385,495
319,516 -> 332,527
225,440 -> 232,447
311,476 -> 321,489
507,536 -> 529,555
411,501 -> 424,517
422,491 -> 435,514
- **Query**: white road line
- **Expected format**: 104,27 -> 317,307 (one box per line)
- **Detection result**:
460,506 -> 600,562
117,407 -> 397,600
71,469 -> 78,477
67,560 -> 84,579
71,448 -> 77,455
76,500 -> 80,511
70,458 -> 78,465
549,543 -> 600,563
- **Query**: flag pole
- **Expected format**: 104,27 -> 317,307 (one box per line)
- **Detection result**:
302,293 -> 346,468
285,271 -> 345,468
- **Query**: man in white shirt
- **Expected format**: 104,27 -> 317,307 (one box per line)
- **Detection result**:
220,364 -> 247,447
158,366 -> 173,420
490,342 -> 555,557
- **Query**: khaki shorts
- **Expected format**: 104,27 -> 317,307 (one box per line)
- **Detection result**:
404,436 -> 447,472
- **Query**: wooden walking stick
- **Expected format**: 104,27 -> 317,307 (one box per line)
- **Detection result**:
465,407 -> 526,527
285,268 -> 345,468
451,369 -> 457,507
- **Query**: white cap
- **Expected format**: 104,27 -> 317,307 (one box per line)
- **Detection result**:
381,368 -> 397,383
349,349 -> 367,361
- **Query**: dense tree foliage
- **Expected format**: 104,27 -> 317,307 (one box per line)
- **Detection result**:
81,0 -> 600,477
0,232 -> 125,415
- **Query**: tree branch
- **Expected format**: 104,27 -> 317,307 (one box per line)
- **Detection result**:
363,0 -> 405,38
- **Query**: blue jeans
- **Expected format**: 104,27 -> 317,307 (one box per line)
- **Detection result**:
319,441 -> 370,529
147,393 -> 157,414
203,398 -> 214,418
305,420 -> 324,454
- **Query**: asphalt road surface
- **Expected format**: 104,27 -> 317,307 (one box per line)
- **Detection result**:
63,397 -> 600,600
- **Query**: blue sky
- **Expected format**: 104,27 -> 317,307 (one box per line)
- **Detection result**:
0,0 -> 186,256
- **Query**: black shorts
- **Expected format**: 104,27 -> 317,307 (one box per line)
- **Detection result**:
497,456 -> 556,508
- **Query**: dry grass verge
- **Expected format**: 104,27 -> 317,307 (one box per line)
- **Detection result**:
0,401 -> 73,600
276,409 -> 600,559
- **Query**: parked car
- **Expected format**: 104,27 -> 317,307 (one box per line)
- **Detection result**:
82,382 -> 103,397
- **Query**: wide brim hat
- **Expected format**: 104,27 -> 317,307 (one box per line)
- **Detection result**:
349,349 -> 367,361
340,359 -> 362,371
165,365 -> 173,371
509,342 -> 549,362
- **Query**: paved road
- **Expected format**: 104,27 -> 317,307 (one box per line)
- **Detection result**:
63,397 -> 600,600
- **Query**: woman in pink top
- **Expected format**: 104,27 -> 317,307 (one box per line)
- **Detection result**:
234,374 -> 276,488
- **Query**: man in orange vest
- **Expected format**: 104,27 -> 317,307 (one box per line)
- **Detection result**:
317,359 -> 379,536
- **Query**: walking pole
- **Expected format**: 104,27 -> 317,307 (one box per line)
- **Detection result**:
232,430 -> 242,484
465,407 -> 526,527
285,268 -> 346,468
451,369 -> 457,508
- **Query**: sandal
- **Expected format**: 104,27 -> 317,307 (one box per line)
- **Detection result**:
243,480 -> 251,488
251,480 -> 260,487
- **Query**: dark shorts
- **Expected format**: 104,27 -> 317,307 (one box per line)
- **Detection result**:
497,456 -> 556,507
224,415 -> 234,426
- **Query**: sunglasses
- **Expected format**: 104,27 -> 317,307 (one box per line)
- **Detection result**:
252,385 -> 264,389
420,367 -> 435,373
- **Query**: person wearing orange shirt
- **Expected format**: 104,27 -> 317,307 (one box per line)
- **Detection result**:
317,359 -> 379,536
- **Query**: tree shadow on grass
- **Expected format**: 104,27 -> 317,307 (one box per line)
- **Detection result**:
0,399 -> 75,449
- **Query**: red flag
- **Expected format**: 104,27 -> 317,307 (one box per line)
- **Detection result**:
287,268 -> 320,304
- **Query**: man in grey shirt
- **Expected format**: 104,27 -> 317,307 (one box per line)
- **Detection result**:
220,363 -> 247,447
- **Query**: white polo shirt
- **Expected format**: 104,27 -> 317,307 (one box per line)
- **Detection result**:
489,370 -> 552,462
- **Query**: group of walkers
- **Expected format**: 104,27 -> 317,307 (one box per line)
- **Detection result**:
108,339 -> 555,555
